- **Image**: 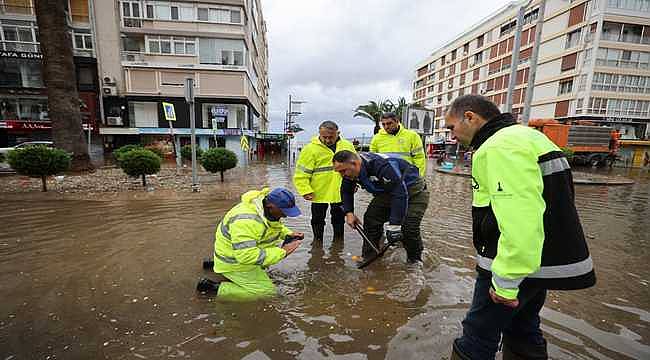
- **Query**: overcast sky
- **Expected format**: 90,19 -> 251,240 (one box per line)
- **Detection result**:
262,0 -> 510,143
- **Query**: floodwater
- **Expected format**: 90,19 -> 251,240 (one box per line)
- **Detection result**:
0,161 -> 649,359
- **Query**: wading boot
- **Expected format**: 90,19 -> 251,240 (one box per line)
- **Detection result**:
196,278 -> 220,293
450,341 -> 471,360
312,224 -> 325,244
502,337 -> 548,360
332,223 -> 345,242
202,257 -> 214,270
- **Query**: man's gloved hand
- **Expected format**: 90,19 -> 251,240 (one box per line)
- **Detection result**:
385,225 -> 403,244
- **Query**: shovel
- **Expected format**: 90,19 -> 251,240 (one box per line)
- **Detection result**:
354,224 -> 399,269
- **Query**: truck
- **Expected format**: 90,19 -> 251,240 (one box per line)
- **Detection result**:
528,119 -> 619,167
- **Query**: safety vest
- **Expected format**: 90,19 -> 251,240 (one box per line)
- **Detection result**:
471,119 -> 595,300
213,188 -> 293,273
293,136 -> 356,203
370,126 -> 426,176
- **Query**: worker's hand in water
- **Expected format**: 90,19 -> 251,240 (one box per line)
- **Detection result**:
282,240 -> 301,256
489,286 -> 519,308
303,193 -> 314,201
290,232 -> 305,240
385,225 -> 403,244
345,213 -> 361,228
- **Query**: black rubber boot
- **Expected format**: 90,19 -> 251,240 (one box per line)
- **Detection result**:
332,223 -> 345,241
202,257 -> 214,270
502,336 -> 548,360
196,278 -> 221,293
312,224 -> 325,243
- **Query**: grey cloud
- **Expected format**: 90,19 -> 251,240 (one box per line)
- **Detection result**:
263,0 -> 509,141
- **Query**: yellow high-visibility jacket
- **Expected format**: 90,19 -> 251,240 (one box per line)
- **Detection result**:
370,126 -> 426,176
293,137 -> 356,203
213,188 -> 293,273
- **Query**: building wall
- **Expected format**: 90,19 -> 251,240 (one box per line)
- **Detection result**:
412,0 -> 650,140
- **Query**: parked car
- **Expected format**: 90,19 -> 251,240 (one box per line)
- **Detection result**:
0,141 -> 54,157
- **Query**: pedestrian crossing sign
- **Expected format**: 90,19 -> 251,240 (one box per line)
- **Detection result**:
162,102 -> 176,121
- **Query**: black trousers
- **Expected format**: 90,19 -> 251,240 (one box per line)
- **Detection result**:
362,178 -> 429,261
311,202 -> 345,228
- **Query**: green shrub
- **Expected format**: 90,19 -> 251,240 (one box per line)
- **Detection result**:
113,144 -> 143,164
561,147 -> 575,161
0,152 -> 5,163
200,148 -> 238,182
118,149 -> 161,187
181,144 -> 203,161
7,145 -> 71,192
144,145 -> 165,160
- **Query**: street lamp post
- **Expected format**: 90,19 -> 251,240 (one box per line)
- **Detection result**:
285,94 -> 305,167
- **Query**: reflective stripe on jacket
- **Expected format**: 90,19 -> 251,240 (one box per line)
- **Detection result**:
370,126 -> 426,176
213,188 -> 293,273
471,116 -> 595,300
293,136 -> 356,203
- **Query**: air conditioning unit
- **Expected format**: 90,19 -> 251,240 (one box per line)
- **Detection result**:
103,76 -> 116,85
106,116 -> 123,126
102,86 -> 118,95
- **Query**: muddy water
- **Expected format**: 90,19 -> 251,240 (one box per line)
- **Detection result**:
0,162 -> 648,359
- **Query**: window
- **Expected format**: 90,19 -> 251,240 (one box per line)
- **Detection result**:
231,10 -> 241,23
73,30 -> 92,50
477,34 -> 484,48
155,4 -> 170,20
129,102 -> 158,127
558,78 -> 574,95
607,0 -> 650,12
474,51 -> 483,64
147,36 -> 195,55
602,22 -> 622,41
561,53 -> 578,71
199,38 -> 246,66
146,5 -> 154,18
451,50 -> 456,61
621,23 -> 643,43
523,8 -> 539,25
463,43 -> 469,54
592,72 -> 650,94
0,58 -> 43,88
197,7 -> 208,21
170,6 -> 179,20
0,20 -> 39,52
578,74 -> 587,91
566,29 -> 581,49
500,20 -> 516,37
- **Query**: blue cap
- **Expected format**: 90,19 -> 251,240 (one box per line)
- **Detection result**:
266,188 -> 301,217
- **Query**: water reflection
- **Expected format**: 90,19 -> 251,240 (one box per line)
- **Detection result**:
0,162 -> 648,359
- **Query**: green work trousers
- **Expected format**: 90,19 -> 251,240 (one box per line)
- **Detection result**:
363,178 -> 429,261
216,267 -> 277,301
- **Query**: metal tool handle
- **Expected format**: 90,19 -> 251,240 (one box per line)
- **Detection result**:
354,223 -> 380,254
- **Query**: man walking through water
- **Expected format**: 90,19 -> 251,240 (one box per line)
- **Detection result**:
332,150 -> 429,265
293,121 -> 356,242
445,95 -> 596,359
197,187 -> 304,301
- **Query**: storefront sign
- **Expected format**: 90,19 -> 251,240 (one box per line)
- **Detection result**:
2,121 -> 52,130
0,51 -> 43,60
211,105 -> 229,117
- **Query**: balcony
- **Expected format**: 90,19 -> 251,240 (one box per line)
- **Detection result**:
121,51 -> 145,62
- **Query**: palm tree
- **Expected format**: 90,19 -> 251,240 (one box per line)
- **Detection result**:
34,0 -> 92,171
353,97 -> 408,134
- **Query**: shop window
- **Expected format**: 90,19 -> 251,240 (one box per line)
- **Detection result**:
129,102 -> 158,127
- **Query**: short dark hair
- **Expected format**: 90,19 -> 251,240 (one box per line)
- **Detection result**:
332,150 -> 359,163
380,112 -> 398,121
319,121 -> 339,130
448,95 -> 501,121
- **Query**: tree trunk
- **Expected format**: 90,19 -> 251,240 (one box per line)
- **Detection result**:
41,175 -> 47,192
142,174 -> 146,187
34,0 -> 92,172
373,122 -> 381,134
220,171 -> 224,182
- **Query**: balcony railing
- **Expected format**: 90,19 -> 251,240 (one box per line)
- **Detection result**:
121,51 -> 145,62
122,17 -> 142,28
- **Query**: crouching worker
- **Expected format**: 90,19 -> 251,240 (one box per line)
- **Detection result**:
197,187 -> 304,301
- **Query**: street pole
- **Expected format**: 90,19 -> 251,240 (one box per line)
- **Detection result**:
505,2 -> 528,114
522,0 -> 546,125
185,77 -> 199,192
287,94 -> 292,167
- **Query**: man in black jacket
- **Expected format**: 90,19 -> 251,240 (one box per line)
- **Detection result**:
332,151 -> 429,264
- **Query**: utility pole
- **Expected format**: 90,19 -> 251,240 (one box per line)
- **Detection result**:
505,2 -> 529,114
522,0 -> 547,125
185,77 -> 199,192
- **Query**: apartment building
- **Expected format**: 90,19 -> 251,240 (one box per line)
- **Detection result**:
0,0 -> 100,148
413,0 -> 650,144
96,0 -> 269,156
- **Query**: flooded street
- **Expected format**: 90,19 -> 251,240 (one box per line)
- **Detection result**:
1,161 -> 649,359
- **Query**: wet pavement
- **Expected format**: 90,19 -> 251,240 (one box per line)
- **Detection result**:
0,161 -> 648,359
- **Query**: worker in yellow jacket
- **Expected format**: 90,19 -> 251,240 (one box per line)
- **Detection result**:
370,112 -> 426,176
196,187 -> 304,301
293,121 -> 356,242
